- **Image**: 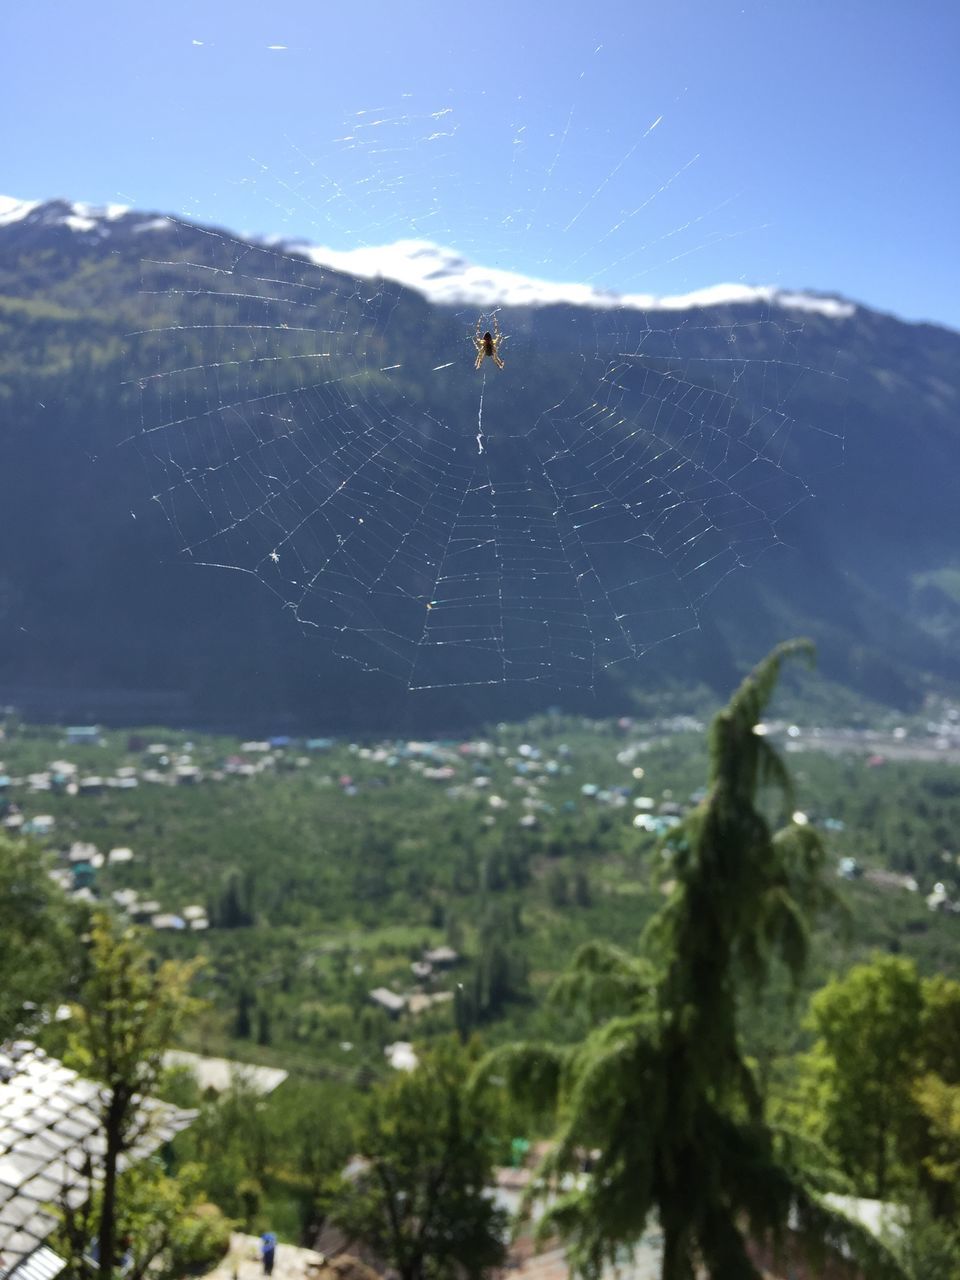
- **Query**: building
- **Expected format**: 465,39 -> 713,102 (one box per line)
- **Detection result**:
162,1050 -> 287,1096
64,728 -> 99,747
0,1041 -> 195,1280
368,988 -> 406,1016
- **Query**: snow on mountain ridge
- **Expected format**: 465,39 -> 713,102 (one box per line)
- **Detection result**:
279,235 -> 856,318
0,196 -> 41,226
0,194 -> 855,319
0,195 -> 118,229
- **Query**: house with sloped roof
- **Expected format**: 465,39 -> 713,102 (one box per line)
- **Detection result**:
0,1041 -> 195,1280
368,988 -> 406,1016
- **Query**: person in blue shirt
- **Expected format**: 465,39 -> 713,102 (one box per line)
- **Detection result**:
260,1232 -> 277,1277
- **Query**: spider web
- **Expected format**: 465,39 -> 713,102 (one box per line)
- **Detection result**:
124,95 -> 844,693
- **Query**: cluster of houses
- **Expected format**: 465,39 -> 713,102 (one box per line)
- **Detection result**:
368,945 -> 460,1020
0,730 -> 328,832
1,722 -> 701,845
36,839 -> 210,933
388,738 -> 574,829
765,708 -> 960,766
6,715 -> 960,950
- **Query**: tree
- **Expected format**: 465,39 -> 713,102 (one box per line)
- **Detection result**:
547,867 -> 569,908
913,1073 -> 960,1217
477,642 -> 902,1280
55,1161 -> 230,1280
234,985 -> 254,1038
61,912 -> 202,1280
329,1039 -> 506,1280
802,956 -> 960,1206
214,867 -> 254,928
884,1196 -> 960,1280
572,869 -> 592,908
802,955 -> 923,1198
257,1005 -> 272,1046
179,1075 -> 269,1224
0,832 -> 72,1039
178,1075 -> 355,1236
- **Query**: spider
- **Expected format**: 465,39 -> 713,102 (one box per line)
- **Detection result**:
473,314 -> 506,370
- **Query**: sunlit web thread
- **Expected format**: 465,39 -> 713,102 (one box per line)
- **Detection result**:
124,218 -> 843,692
476,368 -> 486,455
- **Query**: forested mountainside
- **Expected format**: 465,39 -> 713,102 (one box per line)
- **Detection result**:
2,200 -> 959,731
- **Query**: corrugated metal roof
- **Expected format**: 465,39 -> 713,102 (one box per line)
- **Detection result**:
2,1245 -> 66,1280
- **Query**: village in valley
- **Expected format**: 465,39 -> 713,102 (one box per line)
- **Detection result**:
5,698 -> 960,1280
1,701 -> 960,1018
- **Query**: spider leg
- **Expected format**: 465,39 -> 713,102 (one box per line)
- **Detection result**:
493,354 -> 505,370
475,349 -> 484,370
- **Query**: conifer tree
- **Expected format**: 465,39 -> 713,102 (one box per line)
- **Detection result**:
478,641 -> 904,1280
61,912 -> 201,1280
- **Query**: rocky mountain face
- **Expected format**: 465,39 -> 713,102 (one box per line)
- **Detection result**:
1,199 -> 958,731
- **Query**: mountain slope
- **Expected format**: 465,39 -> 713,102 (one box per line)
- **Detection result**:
1,199 -> 958,731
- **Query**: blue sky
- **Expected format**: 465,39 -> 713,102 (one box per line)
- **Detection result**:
5,0 -> 957,327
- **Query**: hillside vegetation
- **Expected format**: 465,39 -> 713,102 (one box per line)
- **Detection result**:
2,206 -> 960,730
8,652 -> 960,1274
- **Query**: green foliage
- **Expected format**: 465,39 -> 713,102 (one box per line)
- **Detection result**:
55,1161 -> 231,1280
913,1073 -> 960,1214
176,1075 -> 356,1238
801,954 -> 960,1206
0,831 -> 73,1039
12,702 -> 960,1253
211,868 -> 256,928
477,642 -> 903,1280
884,1197 -> 960,1280
802,955 -> 924,1199
329,1039 -> 507,1280
454,905 -> 530,1038
234,986 -> 254,1039
67,912 -> 203,1112
257,1006 -> 272,1046
61,912 -> 203,1280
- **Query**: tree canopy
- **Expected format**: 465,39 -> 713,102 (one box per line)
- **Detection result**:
478,641 -> 903,1280
0,831 -> 72,1040
60,912 -> 203,1280
803,954 -> 960,1213
330,1038 -> 506,1280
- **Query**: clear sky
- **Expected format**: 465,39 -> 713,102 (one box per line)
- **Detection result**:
5,0 -> 957,328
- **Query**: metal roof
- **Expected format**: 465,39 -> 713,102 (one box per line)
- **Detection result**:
0,1042 -> 195,1276
2,1246 -> 65,1280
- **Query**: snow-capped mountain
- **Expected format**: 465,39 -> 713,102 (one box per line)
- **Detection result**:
2,190 -> 959,728
0,195 -> 170,237
0,195 -> 855,319
277,236 -> 856,318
